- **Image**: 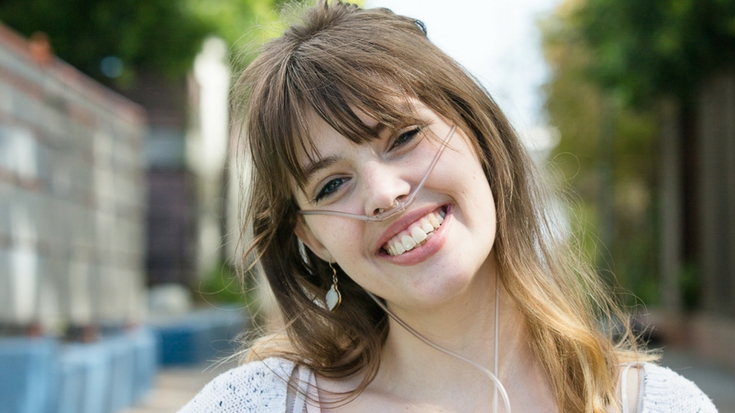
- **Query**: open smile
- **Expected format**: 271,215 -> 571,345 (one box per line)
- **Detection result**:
382,206 -> 447,256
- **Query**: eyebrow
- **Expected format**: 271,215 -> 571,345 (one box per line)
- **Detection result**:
300,123 -> 388,183
301,155 -> 340,184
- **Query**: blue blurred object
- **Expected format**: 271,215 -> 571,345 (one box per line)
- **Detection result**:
78,340 -> 114,413
55,344 -> 88,413
108,335 -> 137,413
155,319 -> 211,365
152,307 -> 246,366
0,327 -> 159,413
0,338 -> 57,413
0,312 -> 241,413
131,328 -> 158,402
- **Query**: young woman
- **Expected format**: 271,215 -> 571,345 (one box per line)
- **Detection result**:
180,2 -> 717,412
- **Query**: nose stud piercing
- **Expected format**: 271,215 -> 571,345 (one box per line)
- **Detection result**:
374,197 -> 400,217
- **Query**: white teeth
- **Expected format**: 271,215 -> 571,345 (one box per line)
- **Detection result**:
401,235 -> 417,251
384,209 -> 446,256
428,214 -> 439,227
394,242 -> 406,255
420,219 -> 434,234
411,226 -> 427,243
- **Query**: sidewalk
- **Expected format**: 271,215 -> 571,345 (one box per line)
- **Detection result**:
660,348 -> 735,412
120,358 -> 240,413
123,348 -> 735,412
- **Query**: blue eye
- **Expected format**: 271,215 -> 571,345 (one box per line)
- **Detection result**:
315,177 -> 349,202
391,128 -> 420,149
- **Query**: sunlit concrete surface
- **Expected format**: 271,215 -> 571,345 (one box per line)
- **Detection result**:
121,358 -> 240,413
661,348 -> 735,413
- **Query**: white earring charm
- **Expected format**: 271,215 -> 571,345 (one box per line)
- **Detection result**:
326,262 -> 342,311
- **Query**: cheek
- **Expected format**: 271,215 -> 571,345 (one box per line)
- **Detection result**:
461,160 -> 498,251
485,191 -> 498,246
311,221 -> 364,260
312,224 -> 391,290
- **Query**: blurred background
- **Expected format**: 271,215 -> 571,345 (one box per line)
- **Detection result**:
0,0 -> 733,412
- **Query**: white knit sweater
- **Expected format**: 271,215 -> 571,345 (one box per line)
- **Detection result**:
179,358 -> 718,413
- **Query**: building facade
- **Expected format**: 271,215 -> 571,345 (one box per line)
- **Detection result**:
0,24 -> 147,335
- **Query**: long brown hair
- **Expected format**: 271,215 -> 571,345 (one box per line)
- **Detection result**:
233,1 -> 648,411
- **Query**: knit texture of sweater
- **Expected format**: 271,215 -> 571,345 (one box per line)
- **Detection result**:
178,358 -> 718,413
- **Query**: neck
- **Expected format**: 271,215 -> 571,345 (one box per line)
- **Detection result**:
368,255 -> 555,411
381,252 -> 509,365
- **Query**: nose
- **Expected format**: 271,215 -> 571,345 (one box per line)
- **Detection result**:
362,161 -> 412,218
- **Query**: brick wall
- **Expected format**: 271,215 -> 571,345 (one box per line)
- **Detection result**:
0,24 -> 147,333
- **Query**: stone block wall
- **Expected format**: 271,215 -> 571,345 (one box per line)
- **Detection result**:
0,24 -> 147,333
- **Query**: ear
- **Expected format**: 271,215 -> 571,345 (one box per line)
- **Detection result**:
294,218 -> 333,262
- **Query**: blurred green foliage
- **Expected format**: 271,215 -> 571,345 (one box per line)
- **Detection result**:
541,1 -> 662,305
0,0 -> 301,86
679,261 -> 702,309
0,0 -> 212,84
198,262 -> 246,304
186,0 -> 307,73
198,261 -> 268,328
577,0 -> 735,106
543,0 -> 735,307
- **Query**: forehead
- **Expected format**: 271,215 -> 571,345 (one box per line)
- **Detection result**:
299,107 -> 381,155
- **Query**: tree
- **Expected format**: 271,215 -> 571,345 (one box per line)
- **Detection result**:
0,0 -> 302,88
0,0 -> 213,86
543,0 -> 735,311
577,0 -> 735,106
541,1 -> 661,305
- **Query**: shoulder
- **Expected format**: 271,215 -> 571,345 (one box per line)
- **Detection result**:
178,357 -> 297,413
640,362 -> 718,413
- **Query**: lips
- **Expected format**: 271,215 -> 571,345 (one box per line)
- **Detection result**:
383,207 -> 446,256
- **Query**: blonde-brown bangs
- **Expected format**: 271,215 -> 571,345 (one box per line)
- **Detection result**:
264,52 -> 441,194
238,2 -> 466,196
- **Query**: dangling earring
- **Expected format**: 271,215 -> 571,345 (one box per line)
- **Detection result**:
326,262 -> 342,312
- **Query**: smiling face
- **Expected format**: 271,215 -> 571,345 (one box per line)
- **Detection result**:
294,101 -> 498,312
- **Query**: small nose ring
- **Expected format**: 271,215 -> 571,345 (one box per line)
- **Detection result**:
374,197 -> 399,217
